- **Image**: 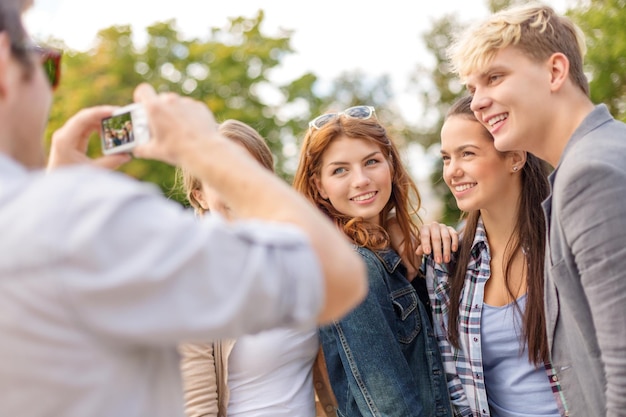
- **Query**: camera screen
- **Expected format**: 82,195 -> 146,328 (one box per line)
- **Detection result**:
101,111 -> 136,151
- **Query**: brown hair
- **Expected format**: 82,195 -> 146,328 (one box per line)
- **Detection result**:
292,111 -> 422,262
177,119 -> 274,215
448,2 -> 589,96
444,95 -> 551,364
0,0 -> 34,69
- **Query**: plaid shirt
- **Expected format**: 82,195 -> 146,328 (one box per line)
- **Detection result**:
423,218 -> 568,417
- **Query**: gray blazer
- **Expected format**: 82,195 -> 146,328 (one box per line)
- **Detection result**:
543,104 -> 626,417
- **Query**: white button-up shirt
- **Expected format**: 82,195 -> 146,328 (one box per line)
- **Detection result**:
0,155 -> 323,417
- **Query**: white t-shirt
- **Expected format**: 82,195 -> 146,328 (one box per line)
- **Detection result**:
0,156 -> 323,417
227,327 -> 319,417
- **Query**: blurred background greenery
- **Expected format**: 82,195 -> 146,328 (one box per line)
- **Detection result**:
40,0 -> 626,226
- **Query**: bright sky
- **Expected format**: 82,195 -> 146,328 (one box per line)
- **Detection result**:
23,0 -> 570,127
23,0 -> 570,220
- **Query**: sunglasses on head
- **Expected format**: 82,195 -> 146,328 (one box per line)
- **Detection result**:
12,43 -> 62,90
308,105 -> 376,130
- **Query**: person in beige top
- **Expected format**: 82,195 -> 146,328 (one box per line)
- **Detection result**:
178,341 -> 233,417
177,120 -> 319,417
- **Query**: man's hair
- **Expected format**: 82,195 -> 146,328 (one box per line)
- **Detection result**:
448,2 -> 589,96
0,0 -> 33,67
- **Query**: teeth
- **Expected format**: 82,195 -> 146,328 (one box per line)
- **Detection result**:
455,184 -> 475,192
488,113 -> 508,126
352,192 -> 376,201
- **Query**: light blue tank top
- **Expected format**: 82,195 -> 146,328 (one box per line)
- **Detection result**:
481,294 -> 559,417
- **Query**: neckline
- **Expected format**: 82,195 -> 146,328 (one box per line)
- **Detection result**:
483,292 -> 527,310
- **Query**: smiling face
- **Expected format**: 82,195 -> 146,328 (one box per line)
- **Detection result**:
466,46 -> 554,159
314,135 -> 392,226
440,115 -> 522,213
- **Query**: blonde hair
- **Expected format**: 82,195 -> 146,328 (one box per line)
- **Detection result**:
177,119 -> 274,215
448,2 -> 589,96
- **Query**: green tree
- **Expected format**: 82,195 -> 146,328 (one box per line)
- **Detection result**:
410,13 -> 469,226
569,0 -> 626,121
283,69 -> 400,175
47,11 -> 328,205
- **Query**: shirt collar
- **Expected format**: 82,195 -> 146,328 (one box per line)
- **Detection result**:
374,248 -> 403,274
558,104 -> 613,168
468,216 -> 490,269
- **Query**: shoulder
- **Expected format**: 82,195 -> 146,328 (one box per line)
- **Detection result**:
37,165 -> 176,233
353,246 -> 390,286
22,165 -> 191,261
353,246 -> 396,274
555,138 -> 626,204
353,245 -> 376,261
44,164 -> 162,205
561,115 -> 626,174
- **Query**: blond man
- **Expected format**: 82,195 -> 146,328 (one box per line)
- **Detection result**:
447,3 -> 626,417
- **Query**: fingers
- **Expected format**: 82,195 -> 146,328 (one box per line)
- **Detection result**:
420,222 -> 458,264
51,106 -> 116,149
415,244 -> 424,259
133,83 -> 158,103
131,84 -> 220,166
449,225 -> 459,252
48,106 -> 117,169
420,223 -> 438,262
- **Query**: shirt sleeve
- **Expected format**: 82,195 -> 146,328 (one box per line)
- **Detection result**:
424,256 -> 473,417
557,159 -> 626,415
49,168 -> 324,345
178,342 -> 219,417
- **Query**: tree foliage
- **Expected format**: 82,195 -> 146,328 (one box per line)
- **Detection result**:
45,11 -> 405,207
569,0 -> 626,121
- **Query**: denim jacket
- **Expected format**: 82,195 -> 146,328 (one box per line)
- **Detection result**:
319,246 -> 453,417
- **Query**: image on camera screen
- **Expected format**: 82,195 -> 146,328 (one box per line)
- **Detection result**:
102,111 -> 136,151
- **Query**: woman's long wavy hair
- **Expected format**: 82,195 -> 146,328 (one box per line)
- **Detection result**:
293,112 -> 422,261
445,95 -> 551,365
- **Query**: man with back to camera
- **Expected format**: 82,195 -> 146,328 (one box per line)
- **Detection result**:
0,0 -> 367,416
448,3 -> 626,416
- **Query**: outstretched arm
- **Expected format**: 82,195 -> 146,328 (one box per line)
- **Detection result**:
132,84 -> 366,324
45,85 -> 367,325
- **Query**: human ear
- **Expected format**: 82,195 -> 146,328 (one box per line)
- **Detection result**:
548,52 -> 570,93
509,151 -> 527,172
191,189 -> 208,210
314,176 -> 329,200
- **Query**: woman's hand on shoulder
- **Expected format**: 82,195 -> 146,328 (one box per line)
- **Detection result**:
419,222 -> 458,264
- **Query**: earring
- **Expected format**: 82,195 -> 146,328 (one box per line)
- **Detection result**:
513,166 -> 519,172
